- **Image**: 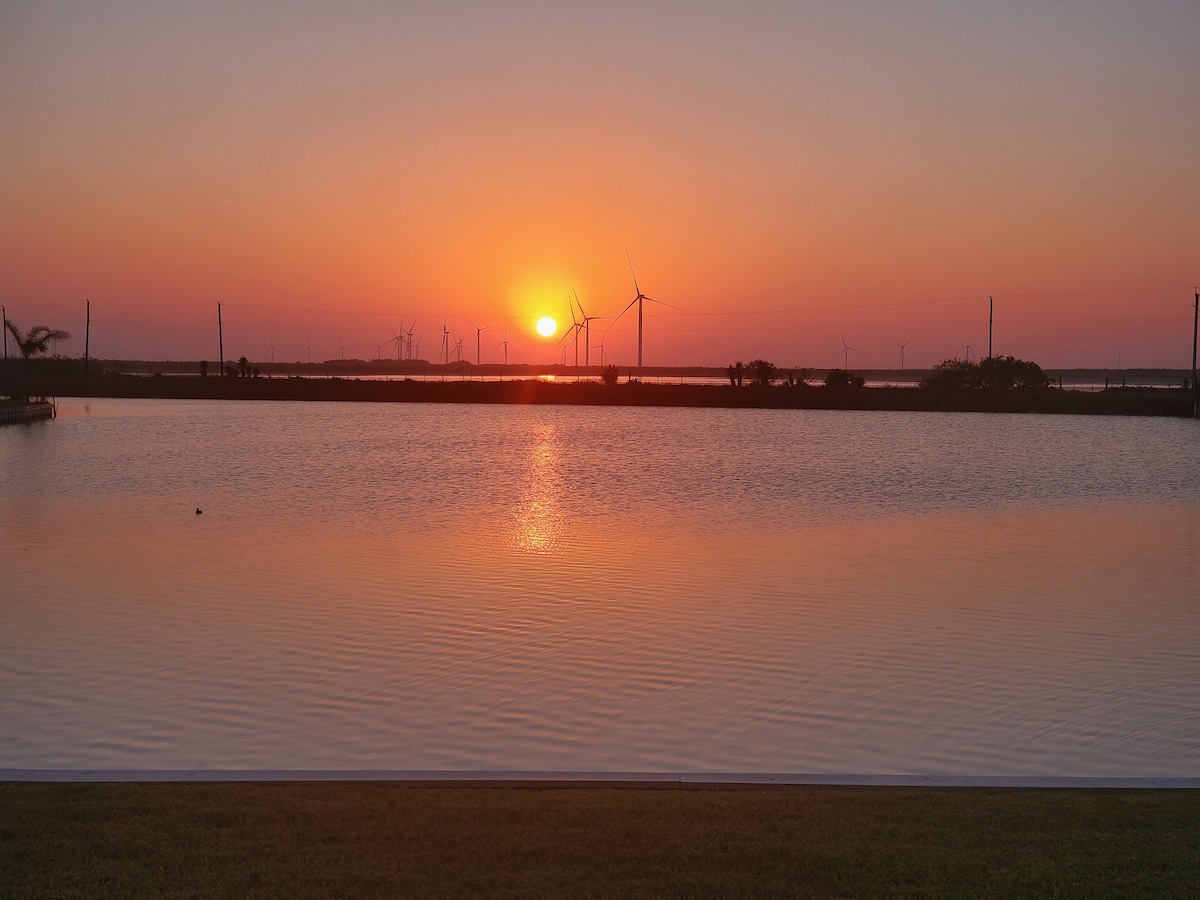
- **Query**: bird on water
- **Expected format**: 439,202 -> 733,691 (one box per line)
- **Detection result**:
196,508 -> 203,515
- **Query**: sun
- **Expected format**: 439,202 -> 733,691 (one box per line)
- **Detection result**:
536,316 -> 557,337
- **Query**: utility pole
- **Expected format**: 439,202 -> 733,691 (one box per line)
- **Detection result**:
988,296 -> 993,359
1192,288 -> 1197,418
218,302 -> 225,376
84,299 -> 90,375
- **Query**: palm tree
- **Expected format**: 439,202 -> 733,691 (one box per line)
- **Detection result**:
3,317 -> 71,404
4,319 -> 70,360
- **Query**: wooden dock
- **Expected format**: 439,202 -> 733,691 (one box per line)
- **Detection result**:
0,402 -> 56,425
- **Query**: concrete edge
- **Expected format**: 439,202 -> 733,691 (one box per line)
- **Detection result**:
2,770 -> 1198,788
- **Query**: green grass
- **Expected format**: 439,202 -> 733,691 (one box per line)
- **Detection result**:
1,784 -> 1197,898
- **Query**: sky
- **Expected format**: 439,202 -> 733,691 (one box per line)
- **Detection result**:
2,1 -> 1198,368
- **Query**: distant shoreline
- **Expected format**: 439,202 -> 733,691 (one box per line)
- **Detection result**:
18,373 -> 1195,416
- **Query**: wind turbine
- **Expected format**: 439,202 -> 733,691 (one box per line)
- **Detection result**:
558,295 -> 584,369
454,335 -> 465,363
466,318 -> 499,365
606,249 -> 681,371
268,337 -> 276,364
389,318 -> 406,361
440,320 -> 450,365
573,289 -> 607,368
896,340 -> 911,370
338,336 -> 347,360
840,334 -> 856,369
500,326 -> 509,366
304,337 -> 312,365
406,321 -> 415,360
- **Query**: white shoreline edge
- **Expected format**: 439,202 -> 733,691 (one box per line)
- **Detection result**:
2,770 -> 1198,788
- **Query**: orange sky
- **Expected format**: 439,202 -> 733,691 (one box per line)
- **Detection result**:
2,3 -> 1198,367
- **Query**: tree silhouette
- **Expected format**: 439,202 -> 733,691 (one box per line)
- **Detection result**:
747,359 -> 777,386
3,317 -> 72,404
824,368 -> 865,389
4,318 -> 70,360
922,356 -> 1049,391
600,364 -> 619,386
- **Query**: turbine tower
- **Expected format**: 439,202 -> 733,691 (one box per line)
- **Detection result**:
559,295 -> 584,368
840,334 -> 856,369
573,289 -> 607,368
466,318 -> 499,365
607,249 -> 680,371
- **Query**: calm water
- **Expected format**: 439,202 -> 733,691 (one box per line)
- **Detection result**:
2,398 -> 1197,775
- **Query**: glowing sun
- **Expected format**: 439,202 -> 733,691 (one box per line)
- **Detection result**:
536,316 -> 557,337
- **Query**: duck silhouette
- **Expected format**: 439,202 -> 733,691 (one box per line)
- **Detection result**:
195,508 -> 203,516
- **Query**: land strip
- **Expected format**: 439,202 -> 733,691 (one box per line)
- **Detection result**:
2,783 -> 1197,898
15,374 -> 1195,415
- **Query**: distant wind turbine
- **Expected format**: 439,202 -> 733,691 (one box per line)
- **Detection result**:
501,326 -> 509,367
559,295 -> 584,369
840,333 -> 856,369
466,318 -> 499,365
605,249 -> 681,371
304,337 -> 312,365
573,289 -> 607,368
268,337 -> 276,364
897,340 -> 911,370
441,320 -> 450,365
390,318 -> 406,361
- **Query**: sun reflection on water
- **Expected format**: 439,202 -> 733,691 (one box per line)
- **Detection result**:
511,422 -> 563,553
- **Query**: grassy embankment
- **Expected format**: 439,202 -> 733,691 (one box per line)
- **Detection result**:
17,372 -> 1196,416
2,784 -> 1197,898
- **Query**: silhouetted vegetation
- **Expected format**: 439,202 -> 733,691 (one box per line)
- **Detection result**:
2,317 -> 72,403
747,359 -> 777,386
600,364 -> 619,386
727,361 -> 744,387
199,360 -> 209,377
923,355 -> 1051,391
824,368 -> 865,389
3,318 -> 71,361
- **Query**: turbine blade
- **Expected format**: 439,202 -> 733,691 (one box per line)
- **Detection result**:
604,296 -> 640,335
643,296 -> 683,312
625,246 -> 641,296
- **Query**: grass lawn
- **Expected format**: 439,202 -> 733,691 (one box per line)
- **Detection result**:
1,784 -> 1197,898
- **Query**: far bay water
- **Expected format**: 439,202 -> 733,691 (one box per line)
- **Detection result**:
2,398 -> 1197,775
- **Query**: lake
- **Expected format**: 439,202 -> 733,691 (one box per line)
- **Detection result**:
1,398 -> 1197,776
